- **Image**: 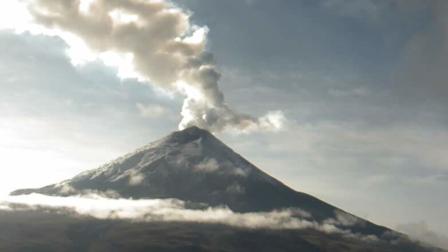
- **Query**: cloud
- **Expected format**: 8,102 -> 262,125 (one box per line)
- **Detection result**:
128,171 -> 145,186
226,183 -> 245,194
395,1 -> 448,99
0,0 -> 286,133
244,0 -> 257,6
0,193 -> 377,241
322,0 -> 383,21
194,158 -> 219,173
136,103 -> 168,118
396,222 -> 448,250
328,87 -> 370,97
326,0 -> 448,103
325,210 -> 365,227
321,0 -> 427,23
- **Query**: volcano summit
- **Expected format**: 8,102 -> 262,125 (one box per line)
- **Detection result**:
8,127 -> 445,252
13,127 -> 341,217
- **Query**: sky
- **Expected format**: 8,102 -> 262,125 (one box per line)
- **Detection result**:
0,0 -> 447,246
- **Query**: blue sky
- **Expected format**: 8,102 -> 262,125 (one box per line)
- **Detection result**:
0,0 -> 447,246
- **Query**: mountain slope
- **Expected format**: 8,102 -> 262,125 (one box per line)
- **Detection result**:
1,208 -> 443,252
10,127 -> 396,238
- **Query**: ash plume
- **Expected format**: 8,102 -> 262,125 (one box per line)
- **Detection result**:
0,0 -> 285,133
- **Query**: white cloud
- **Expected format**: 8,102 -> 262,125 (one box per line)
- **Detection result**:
0,0 -> 286,133
0,193 -> 377,241
128,171 -> 145,186
231,167 -> 249,177
194,158 -> 219,173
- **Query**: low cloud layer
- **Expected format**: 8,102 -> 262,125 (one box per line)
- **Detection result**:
0,0 -> 285,133
1,193 -> 376,241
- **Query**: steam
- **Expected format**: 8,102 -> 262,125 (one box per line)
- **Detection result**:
0,194 -> 377,241
0,0 -> 285,133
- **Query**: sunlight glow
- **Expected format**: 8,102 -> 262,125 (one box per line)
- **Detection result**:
0,118 -> 111,196
0,0 -> 33,32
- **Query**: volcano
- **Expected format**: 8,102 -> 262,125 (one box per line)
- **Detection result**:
8,127 -> 445,252
9,128 -> 341,210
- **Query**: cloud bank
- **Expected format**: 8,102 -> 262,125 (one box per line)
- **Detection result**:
0,0 -> 285,133
0,193 -> 376,241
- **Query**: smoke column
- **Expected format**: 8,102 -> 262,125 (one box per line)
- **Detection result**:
0,0 -> 285,133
